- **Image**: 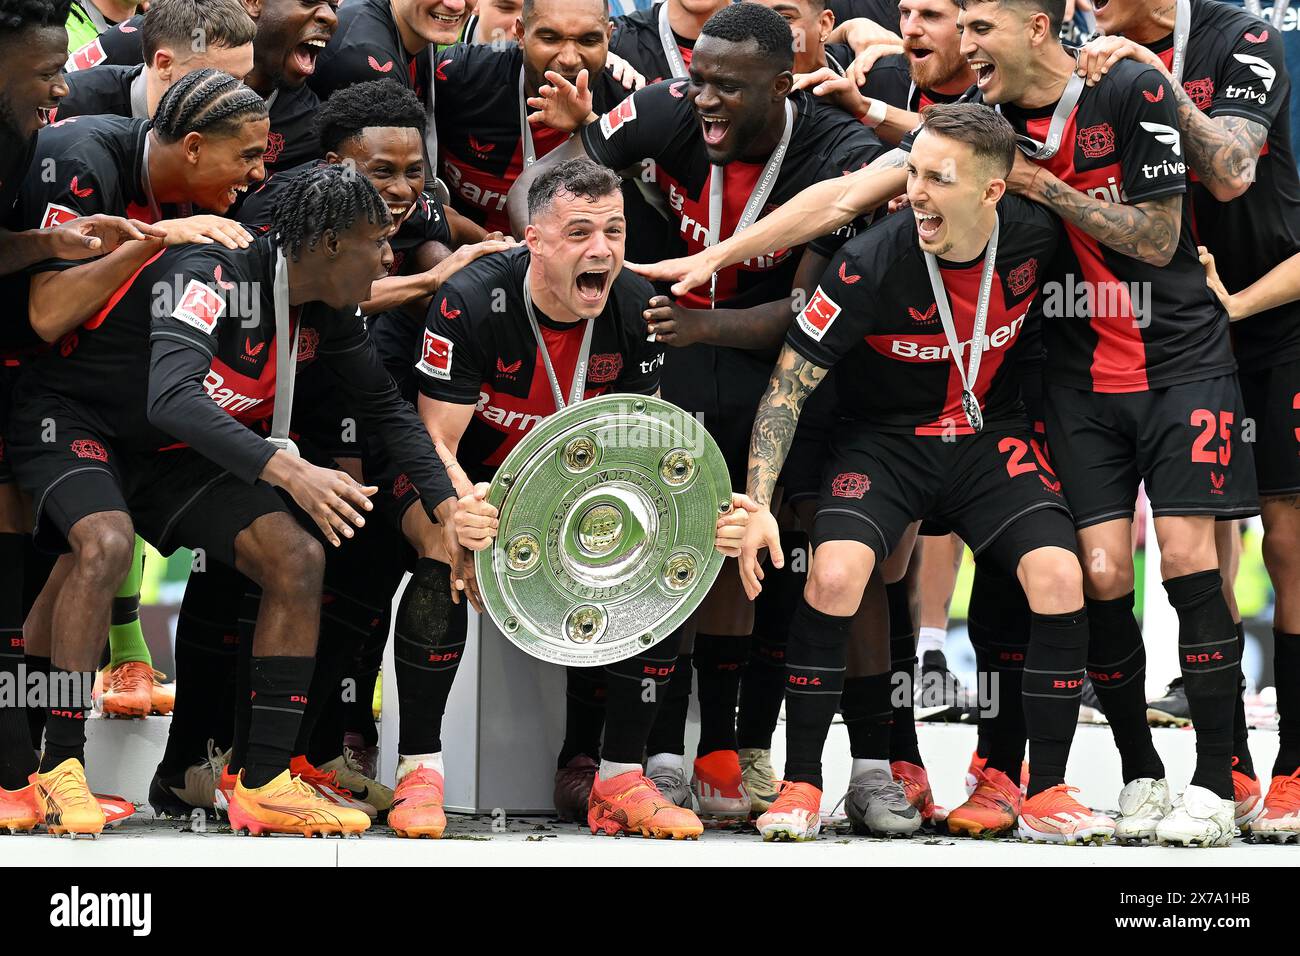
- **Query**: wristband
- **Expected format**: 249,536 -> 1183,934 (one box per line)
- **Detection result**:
862,99 -> 888,128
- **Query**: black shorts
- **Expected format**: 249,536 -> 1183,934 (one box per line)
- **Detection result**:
0,363 -> 17,486
1045,375 -> 1259,528
919,361 -> 1047,539
1239,357 -> 1300,497
812,420 -> 1074,573
8,395 -> 285,564
360,433 -> 427,533
779,371 -> 840,505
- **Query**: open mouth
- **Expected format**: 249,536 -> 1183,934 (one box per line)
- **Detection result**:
906,46 -> 933,63
36,106 -> 54,127
699,113 -> 730,147
387,202 -> 411,219
575,269 -> 610,302
915,210 -> 944,242
225,182 -> 252,207
970,58 -> 996,90
291,37 -> 328,77
429,9 -> 463,28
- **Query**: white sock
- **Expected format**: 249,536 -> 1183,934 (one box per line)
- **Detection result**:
646,752 -> 683,777
917,626 -> 948,656
599,759 -> 641,781
396,752 -> 443,784
851,758 -> 891,782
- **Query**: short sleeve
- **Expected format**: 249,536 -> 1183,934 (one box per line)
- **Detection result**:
417,284 -> 485,403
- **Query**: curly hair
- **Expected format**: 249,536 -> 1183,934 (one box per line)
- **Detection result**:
271,162 -> 393,259
700,2 -> 794,73
314,79 -> 426,155
0,0 -> 71,36
152,67 -> 268,144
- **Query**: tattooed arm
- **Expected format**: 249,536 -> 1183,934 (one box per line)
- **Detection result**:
1173,97 -> 1267,202
1010,155 -> 1181,266
737,345 -> 829,599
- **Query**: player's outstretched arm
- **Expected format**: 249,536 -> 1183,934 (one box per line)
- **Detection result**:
738,344 -> 828,599
1201,245 -> 1300,321
629,150 -> 907,297
1011,153 -> 1180,266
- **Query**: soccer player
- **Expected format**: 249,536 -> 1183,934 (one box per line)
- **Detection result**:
740,102 -> 1110,844
0,0 -> 166,833
11,161 -> 466,837
57,0 -> 255,121
434,0 -> 637,236
510,1 -> 887,817
418,157 -> 750,839
608,0 -> 731,82
1073,0 -> 1300,842
65,0 -> 337,172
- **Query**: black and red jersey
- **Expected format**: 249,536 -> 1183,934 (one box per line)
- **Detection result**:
13,234 -> 455,505
787,194 -> 1060,435
609,2 -> 695,84
862,53 -> 967,112
434,44 -> 631,235
0,133 -> 40,358
1140,0 -> 1300,372
15,115 -> 175,265
417,245 -> 663,478
62,17 -> 318,172
991,58 -> 1235,393
236,159 -> 452,275
581,82 -> 886,310
310,0 -> 430,104
55,63 -> 142,121
63,13 -> 141,73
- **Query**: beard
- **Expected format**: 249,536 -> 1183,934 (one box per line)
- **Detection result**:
907,45 -> 968,92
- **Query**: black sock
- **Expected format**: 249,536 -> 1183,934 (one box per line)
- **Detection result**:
1274,631 -> 1300,777
40,666 -> 94,770
885,581 -> 922,765
346,621 -> 386,748
1086,592 -> 1164,782
1231,621 -> 1253,777
25,654 -> 50,750
738,531 -> 801,751
646,652 -> 692,756
1164,571 -> 1239,799
600,632 -> 679,764
243,655 -> 314,789
693,634 -> 748,755
842,673 -> 892,760
558,666 -> 605,766
229,587 -> 260,772
0,534 -> 37,789
968,563 -> 1028,781
158,562 -> 244,777
393,558 -> 466,756
1023,608 -> 1089,797
783,598 -> 851,788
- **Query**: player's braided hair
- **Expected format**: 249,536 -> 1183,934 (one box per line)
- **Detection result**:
0,0 -> 70,35
314,79 -> 426,155
152,67 -> 267,144
271,162 -> 392,259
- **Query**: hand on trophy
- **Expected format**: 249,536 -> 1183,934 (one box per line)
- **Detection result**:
454,482 -> 500,551
714,493 -> 760,558
738,505 -> 784,601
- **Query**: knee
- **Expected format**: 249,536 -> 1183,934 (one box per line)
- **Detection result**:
1080,548 -> 1134,600
70,517 -> 134,589
1159,544 -> 1216,581
242,522 -> 325,600
805,562 -> 868,617
1018,550 -> 1083,613
1262,524 -> 1300,581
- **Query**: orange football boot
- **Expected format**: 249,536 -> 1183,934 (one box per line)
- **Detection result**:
32,759 -> 105,836
228,769 -> 371,837
691,749 -> 750,817
1017,784 -> 1115,844
755,780 -> 822,841
389,767 -> 447,839
100,661 -> 153,718
891,760 -> 947,824
0,784 -> 38,832
947,767 -> 1020,838
1251,770 -> 1300,843
1232,757 -> 1264,829
588,769 -> 703,839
